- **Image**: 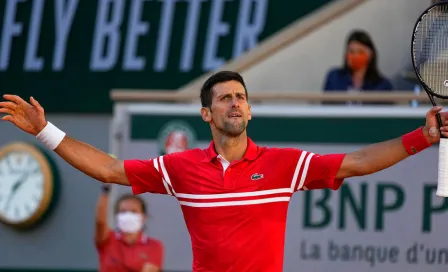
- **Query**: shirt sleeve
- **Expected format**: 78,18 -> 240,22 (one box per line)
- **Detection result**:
124,155 -> 176,196
323,70 -> 335,91
150,239 -> 164,269
94,230 -> 115,251
377,78 -> 393,90
290,150 -> 346,192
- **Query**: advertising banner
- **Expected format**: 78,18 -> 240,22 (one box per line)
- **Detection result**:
0,0 -> 331,113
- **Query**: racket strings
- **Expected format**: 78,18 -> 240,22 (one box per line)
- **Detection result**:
414,4 -> 448,97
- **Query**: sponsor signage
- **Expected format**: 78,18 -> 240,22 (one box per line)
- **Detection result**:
0,0 -> 332,113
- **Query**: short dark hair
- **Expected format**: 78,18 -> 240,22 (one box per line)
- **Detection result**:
200,71 -> 248,108
114,194 -> 147,215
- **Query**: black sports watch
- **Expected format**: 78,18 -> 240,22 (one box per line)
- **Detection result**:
101,184 -> 111,193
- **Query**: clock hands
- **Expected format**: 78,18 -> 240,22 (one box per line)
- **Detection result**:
4,171 -> 31,213
12,171 -> 31,192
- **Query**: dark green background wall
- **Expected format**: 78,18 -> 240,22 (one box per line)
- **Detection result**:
0,0 -> 333,113
131,114 -> 424,143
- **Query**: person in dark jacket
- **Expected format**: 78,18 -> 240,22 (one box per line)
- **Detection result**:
323,30 -> 393,104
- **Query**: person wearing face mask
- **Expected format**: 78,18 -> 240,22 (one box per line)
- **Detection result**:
95,184 -> 164,272
323,30 -> 393,104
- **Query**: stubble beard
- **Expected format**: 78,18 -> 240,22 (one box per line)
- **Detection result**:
221,119 -> 247,137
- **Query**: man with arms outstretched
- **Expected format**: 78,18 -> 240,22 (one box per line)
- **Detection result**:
1,71 -> 447,272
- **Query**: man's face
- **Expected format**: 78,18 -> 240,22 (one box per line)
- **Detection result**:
201,80 -> 251,137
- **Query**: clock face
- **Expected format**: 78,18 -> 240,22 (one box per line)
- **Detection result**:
0,150 -> 47,225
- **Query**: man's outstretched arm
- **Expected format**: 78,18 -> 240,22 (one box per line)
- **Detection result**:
337,136 -> 414,179
0,94 -> 129,185
54,136 -> 129,185
336,106 -> 448,179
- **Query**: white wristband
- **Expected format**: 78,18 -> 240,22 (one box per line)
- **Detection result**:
36,121 -> 66,150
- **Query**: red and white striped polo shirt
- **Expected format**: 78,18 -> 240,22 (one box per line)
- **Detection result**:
124,138 -> 346,272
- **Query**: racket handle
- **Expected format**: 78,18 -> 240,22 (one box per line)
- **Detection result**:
436,112 -> 444,129
437,138 -> 448,197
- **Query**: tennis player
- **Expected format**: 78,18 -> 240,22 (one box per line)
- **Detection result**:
1,71 -> 447,272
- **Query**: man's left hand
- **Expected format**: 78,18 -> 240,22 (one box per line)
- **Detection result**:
424,106 -> 448,144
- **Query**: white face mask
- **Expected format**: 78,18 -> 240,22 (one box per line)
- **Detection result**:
116,212 -> 144,234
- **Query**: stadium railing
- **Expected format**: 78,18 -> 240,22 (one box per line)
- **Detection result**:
110,90 -> 438,105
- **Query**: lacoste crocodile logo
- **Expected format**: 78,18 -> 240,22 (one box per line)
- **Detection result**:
251,173 -> 264,180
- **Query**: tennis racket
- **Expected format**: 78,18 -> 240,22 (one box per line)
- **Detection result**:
412,2 -> 448,197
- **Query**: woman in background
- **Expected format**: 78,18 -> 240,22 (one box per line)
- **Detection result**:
323,30 -> 393,101
95,184 -> 164,272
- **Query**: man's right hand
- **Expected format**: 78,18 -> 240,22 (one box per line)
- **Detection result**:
0,94 -> 130,186
0,94 -> 48,135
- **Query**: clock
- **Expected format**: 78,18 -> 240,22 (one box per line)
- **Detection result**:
0,142 -> 59,229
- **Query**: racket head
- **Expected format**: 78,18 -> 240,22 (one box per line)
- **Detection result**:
411,2 -> 448,99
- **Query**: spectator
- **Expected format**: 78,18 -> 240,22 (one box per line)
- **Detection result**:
323,30 -> 393,104
95,184 -> 164,272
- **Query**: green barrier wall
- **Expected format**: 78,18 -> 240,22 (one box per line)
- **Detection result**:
0,0 -> 333,113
